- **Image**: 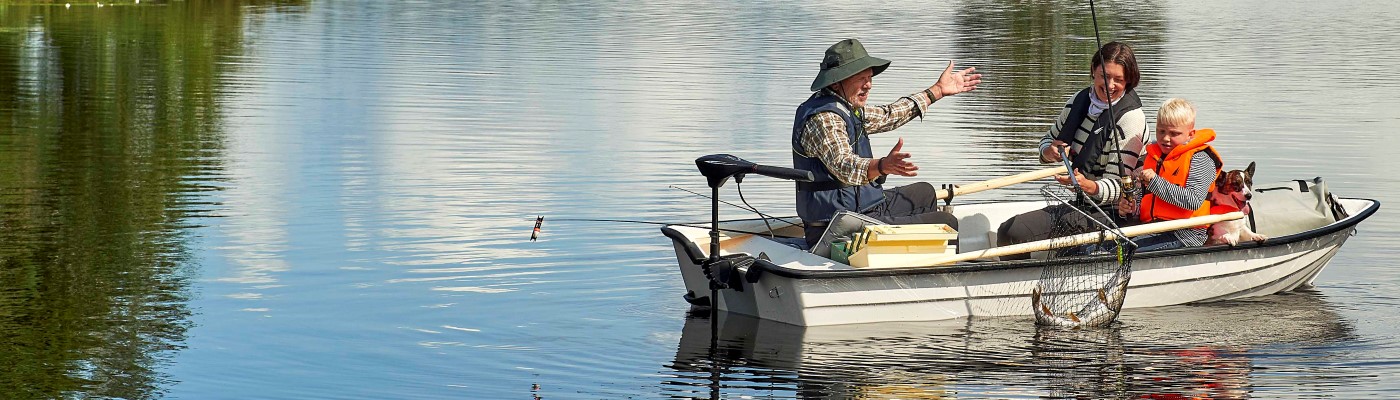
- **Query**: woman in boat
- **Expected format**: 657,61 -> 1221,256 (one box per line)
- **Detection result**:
1117,98 -> 1223,251
792,38 -> 982,247
996,41 -> 1148,258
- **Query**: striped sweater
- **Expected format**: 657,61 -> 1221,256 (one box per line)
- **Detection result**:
1038,93 -> 1147,205
1132,151 -> 1221,246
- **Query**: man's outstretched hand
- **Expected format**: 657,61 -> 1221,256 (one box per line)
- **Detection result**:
930,61 -> 982,100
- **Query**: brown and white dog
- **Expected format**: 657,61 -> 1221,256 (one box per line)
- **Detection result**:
1206,162 -> 1268,246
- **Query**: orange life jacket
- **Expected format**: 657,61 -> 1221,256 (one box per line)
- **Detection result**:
1139,128 -> 1223,224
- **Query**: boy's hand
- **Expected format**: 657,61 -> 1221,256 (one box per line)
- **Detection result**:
1138,169 -> 1157,183
1117,197 -> 1134,217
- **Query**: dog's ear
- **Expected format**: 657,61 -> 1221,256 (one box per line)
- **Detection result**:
1245,161 -> 1256,178
1215,169 -> 1228,187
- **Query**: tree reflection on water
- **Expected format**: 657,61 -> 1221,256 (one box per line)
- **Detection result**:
0,1 -> 304,398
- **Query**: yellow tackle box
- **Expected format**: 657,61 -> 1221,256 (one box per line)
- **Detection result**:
847,224 -> 958,268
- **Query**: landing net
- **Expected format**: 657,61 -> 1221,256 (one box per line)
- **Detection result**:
1033,183 -> 1135,328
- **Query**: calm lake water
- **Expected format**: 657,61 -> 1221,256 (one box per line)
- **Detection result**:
2,0 -> 1399,398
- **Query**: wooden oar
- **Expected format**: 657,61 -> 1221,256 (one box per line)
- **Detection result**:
935,167 -> 1063,200
857,212 -> 1245,269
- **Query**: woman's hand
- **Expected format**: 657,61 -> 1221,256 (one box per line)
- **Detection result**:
1053,168 -> 1099,196
929,61 -> 982,100
1042,140 -> 1069,162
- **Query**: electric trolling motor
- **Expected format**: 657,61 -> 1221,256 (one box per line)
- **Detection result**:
691,154 -> 812,303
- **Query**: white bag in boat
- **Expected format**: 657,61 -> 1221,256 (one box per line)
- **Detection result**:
1249,177 -> 1349,237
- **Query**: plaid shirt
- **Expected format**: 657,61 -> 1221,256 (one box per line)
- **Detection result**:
796,89 -> 935,186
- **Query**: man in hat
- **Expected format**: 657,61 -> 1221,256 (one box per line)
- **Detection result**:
793,38 -> 982,247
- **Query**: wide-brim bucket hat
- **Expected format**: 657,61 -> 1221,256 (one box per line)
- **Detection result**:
810,38 -> 891,92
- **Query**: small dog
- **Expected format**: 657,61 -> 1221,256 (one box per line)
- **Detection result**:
1206,162 -> 1268,246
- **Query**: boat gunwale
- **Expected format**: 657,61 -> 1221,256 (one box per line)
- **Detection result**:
660,197 -> 1380,280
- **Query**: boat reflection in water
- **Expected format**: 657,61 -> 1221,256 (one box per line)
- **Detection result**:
665,291 -> 1359,399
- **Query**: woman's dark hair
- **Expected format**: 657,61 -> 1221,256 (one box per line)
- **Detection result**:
1090,41 -> 1139,94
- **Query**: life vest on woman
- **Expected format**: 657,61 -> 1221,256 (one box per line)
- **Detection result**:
1139,128 -> 1223,223
1056,87 -> 1142,171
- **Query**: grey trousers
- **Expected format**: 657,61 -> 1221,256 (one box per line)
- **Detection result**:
996,203 -> 1117,260
804,182 -> 959,248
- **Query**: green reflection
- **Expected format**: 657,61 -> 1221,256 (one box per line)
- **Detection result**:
0,1 -> 304,398
953,0 -> 1167,162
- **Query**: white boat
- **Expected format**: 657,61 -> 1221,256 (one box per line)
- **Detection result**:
662,176 -> 1379,326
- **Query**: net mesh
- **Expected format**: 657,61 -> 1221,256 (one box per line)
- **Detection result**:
1033,183 -> 1135,328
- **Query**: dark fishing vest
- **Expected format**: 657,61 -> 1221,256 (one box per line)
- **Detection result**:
792,92 -> 885,224
1056,87 -> 1143,171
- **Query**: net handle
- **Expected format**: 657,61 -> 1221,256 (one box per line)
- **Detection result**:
856,212 -> 1244,269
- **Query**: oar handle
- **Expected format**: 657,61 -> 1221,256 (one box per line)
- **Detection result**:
935,167 -> 1063,200
856,212 -> 1245,269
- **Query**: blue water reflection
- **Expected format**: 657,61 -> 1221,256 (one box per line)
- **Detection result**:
2,0 -> 1399,398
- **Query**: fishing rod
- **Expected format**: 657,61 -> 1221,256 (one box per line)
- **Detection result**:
1050,0 -> 1126,206
1089,0 -> 1132,196
1090,0 -> 1112,130
1044,0 -> 1131,249
527,217 -> 803,240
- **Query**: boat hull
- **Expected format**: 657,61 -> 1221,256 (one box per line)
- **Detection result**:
663,198 -> 1378,326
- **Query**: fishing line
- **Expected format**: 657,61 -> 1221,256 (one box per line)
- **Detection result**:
669,185 -> 802,228
531,182 -> 804,240
531,218 -> 802,239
